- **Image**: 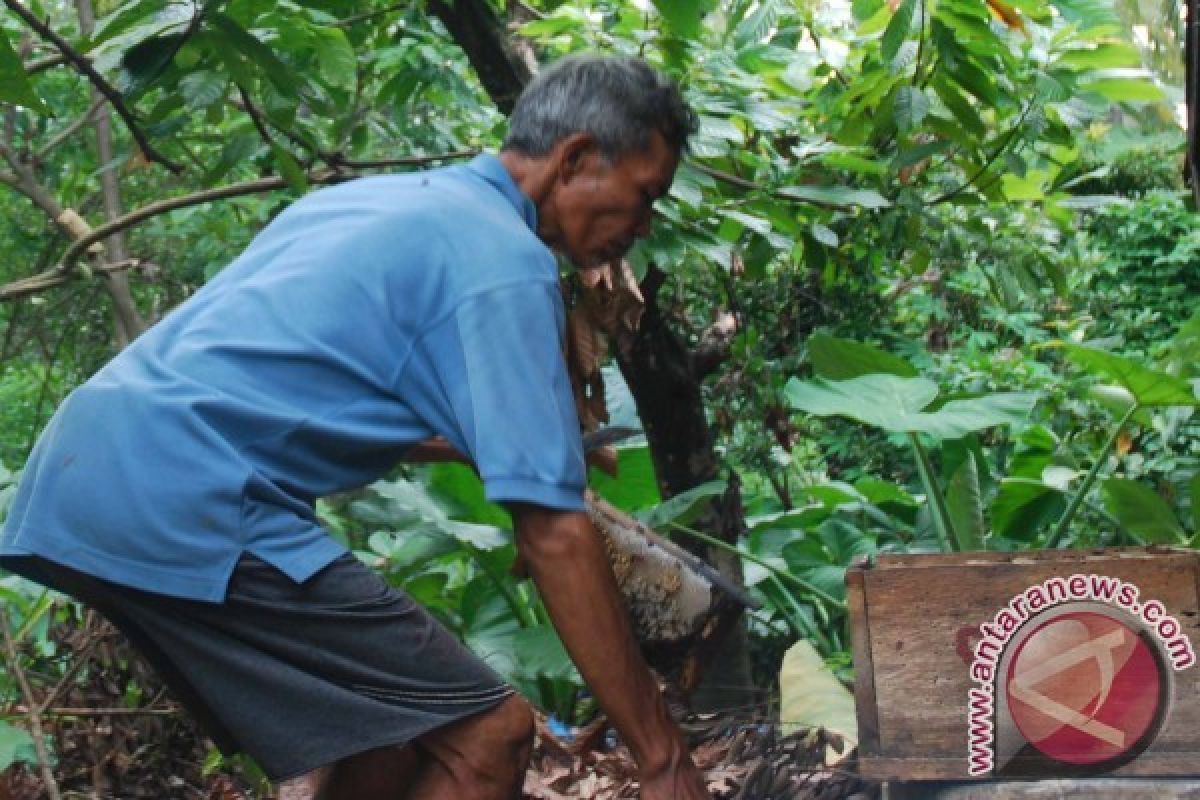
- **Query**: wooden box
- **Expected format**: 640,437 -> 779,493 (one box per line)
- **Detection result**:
846,547 -> 1200,780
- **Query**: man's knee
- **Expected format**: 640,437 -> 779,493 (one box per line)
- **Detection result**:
487,694 -> 535,757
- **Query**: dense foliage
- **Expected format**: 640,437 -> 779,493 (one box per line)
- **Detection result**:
0,0 -> 1195,791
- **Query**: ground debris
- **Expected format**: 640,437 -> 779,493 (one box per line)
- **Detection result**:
522,710 -> 879,800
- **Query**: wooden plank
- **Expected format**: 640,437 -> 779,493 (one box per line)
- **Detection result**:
851,549 -> 1200,779
846,556 -> 881,755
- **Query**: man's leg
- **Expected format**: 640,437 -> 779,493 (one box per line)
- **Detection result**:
407,694 -> 534,800
312,695 -> 532,800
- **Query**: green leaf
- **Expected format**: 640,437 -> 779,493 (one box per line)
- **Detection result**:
512,624 -> 579,682
808,334 -> 917,380
945,452 -> 985,550
637,480 -> 726,530
178,70 -> 227,109
777,185 -> 891,209
1191,472 -> 1200,534
313,27 -> 357,91
1081,77 -> 1165,103
992,478 -> 1065,540
785,374 -> 1036,439
653,0 -> 712,38
0,28 -> 48,113
1054,42 -> 1142,71
271,145 -> 307,193
211,13 -> 297,95
893,86 -> 929,131
881,0 -> 917,63
589,446 -> 661,511
0,721 -> 38,771
1102,479 -> 1185,544
1066,345 -> 1199,408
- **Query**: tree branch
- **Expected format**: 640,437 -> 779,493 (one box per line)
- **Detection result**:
23,52 -> 66,74
0,608 -> 63,800
35,96 -> 104,160
427,0 -> 532,114
931,101 -> 1034,205
2,0 -> 184,173
0,150 -> 474,301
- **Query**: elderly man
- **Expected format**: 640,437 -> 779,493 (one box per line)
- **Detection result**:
1,55 -> 711,799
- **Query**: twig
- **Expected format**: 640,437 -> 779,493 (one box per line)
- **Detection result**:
35,96 -> 105,159
335,1 -> 410,27
5,705 -> 183,717
0,258 -> 148,300
0,608 -> 63,800
329,150 -> 477,169
2,0 -> 184,173
236,84 -> 281,152
23,52 -> 66,74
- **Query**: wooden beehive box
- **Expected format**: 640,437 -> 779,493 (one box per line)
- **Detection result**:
846,547 -> 1200,780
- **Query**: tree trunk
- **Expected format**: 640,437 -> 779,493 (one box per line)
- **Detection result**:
76,0 -> 145,347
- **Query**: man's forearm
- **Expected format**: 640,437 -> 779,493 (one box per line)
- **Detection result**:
510,506 -> 687,772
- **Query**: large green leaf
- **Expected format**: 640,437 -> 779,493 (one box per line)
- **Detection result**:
589,445 -> 661,511
991,478 -> 1065,541
808,334 -> 917,380
779,640 -> 857,764
1066,345 -> 1199,408
1081,76 -> 1165,103
946,452 -> 985,550
1054,42 -> 1142,71
0,28 -> 48,113
313,27 -> 357,91
785,374 -> 1036,439
1102,479 -> 1185,544
653,0 -> 713,38
1191,472 -> 1200,535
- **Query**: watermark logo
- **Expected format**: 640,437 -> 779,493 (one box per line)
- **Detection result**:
964,574 -> 1195,777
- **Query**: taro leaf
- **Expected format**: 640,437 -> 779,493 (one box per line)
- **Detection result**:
0,721 -> 38,771
778,185 -> 891,209
367,530 -> 458,571
808,334 -> 917,380
364,478 -> 508,550
991,478 -> 1065,541
945,452 -> 985,550
427,463 -> 510,528
636,480 -> 726,530
785,374 -> 1036,439
512,624 -> 579,683
589,445 -> 661,512
1102,479 -> 1185,544
0,29 -> 48,113
854,477 -> 916,508
1066,345 -> 1199,408
779,640 -> 858,764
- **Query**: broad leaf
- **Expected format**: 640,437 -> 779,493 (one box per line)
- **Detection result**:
1066,345 -> 1199,408
893,86 -> 929,131
1102,479 -> 1185,544
1081,76 -> 1165,103
653,0 -> 713,38
808,334 -> 917,380
946,452 -> 985,550
785,374 -> 1036,439
0,29 -> 48,113
992,478 -> 1064,541
589,445 -> 661,511
0,721 -> 38,771
313,27 -> 357,91
779,640 -> 857,764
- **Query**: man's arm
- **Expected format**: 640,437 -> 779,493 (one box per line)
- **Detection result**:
508,504 -> 710,800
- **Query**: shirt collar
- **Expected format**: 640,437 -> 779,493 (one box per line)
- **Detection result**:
465,154 -> 539,233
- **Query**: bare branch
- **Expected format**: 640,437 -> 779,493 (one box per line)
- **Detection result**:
2,0 -> 184,173
335,1 -> 410,27
0,259 -> 148,301
690,311 -> 738,380
23,52 -> 66,74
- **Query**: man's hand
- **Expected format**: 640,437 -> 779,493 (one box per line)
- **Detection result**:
508,505 -> 711,799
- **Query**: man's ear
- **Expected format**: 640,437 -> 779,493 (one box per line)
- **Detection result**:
555,132 -> 598,184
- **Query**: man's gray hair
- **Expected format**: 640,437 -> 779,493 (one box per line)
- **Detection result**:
503,54 -> 697,160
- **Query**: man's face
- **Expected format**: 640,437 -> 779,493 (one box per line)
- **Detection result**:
549,133 -> 679,268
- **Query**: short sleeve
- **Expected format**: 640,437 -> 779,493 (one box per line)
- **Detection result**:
416,281 -> 586,511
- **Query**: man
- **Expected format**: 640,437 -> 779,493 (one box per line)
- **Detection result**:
0,55 -> 711,799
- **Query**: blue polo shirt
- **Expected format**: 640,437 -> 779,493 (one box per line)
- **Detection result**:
1,155 -> 587,602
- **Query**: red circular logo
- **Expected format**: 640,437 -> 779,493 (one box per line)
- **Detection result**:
1006,611 -> 1164,766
